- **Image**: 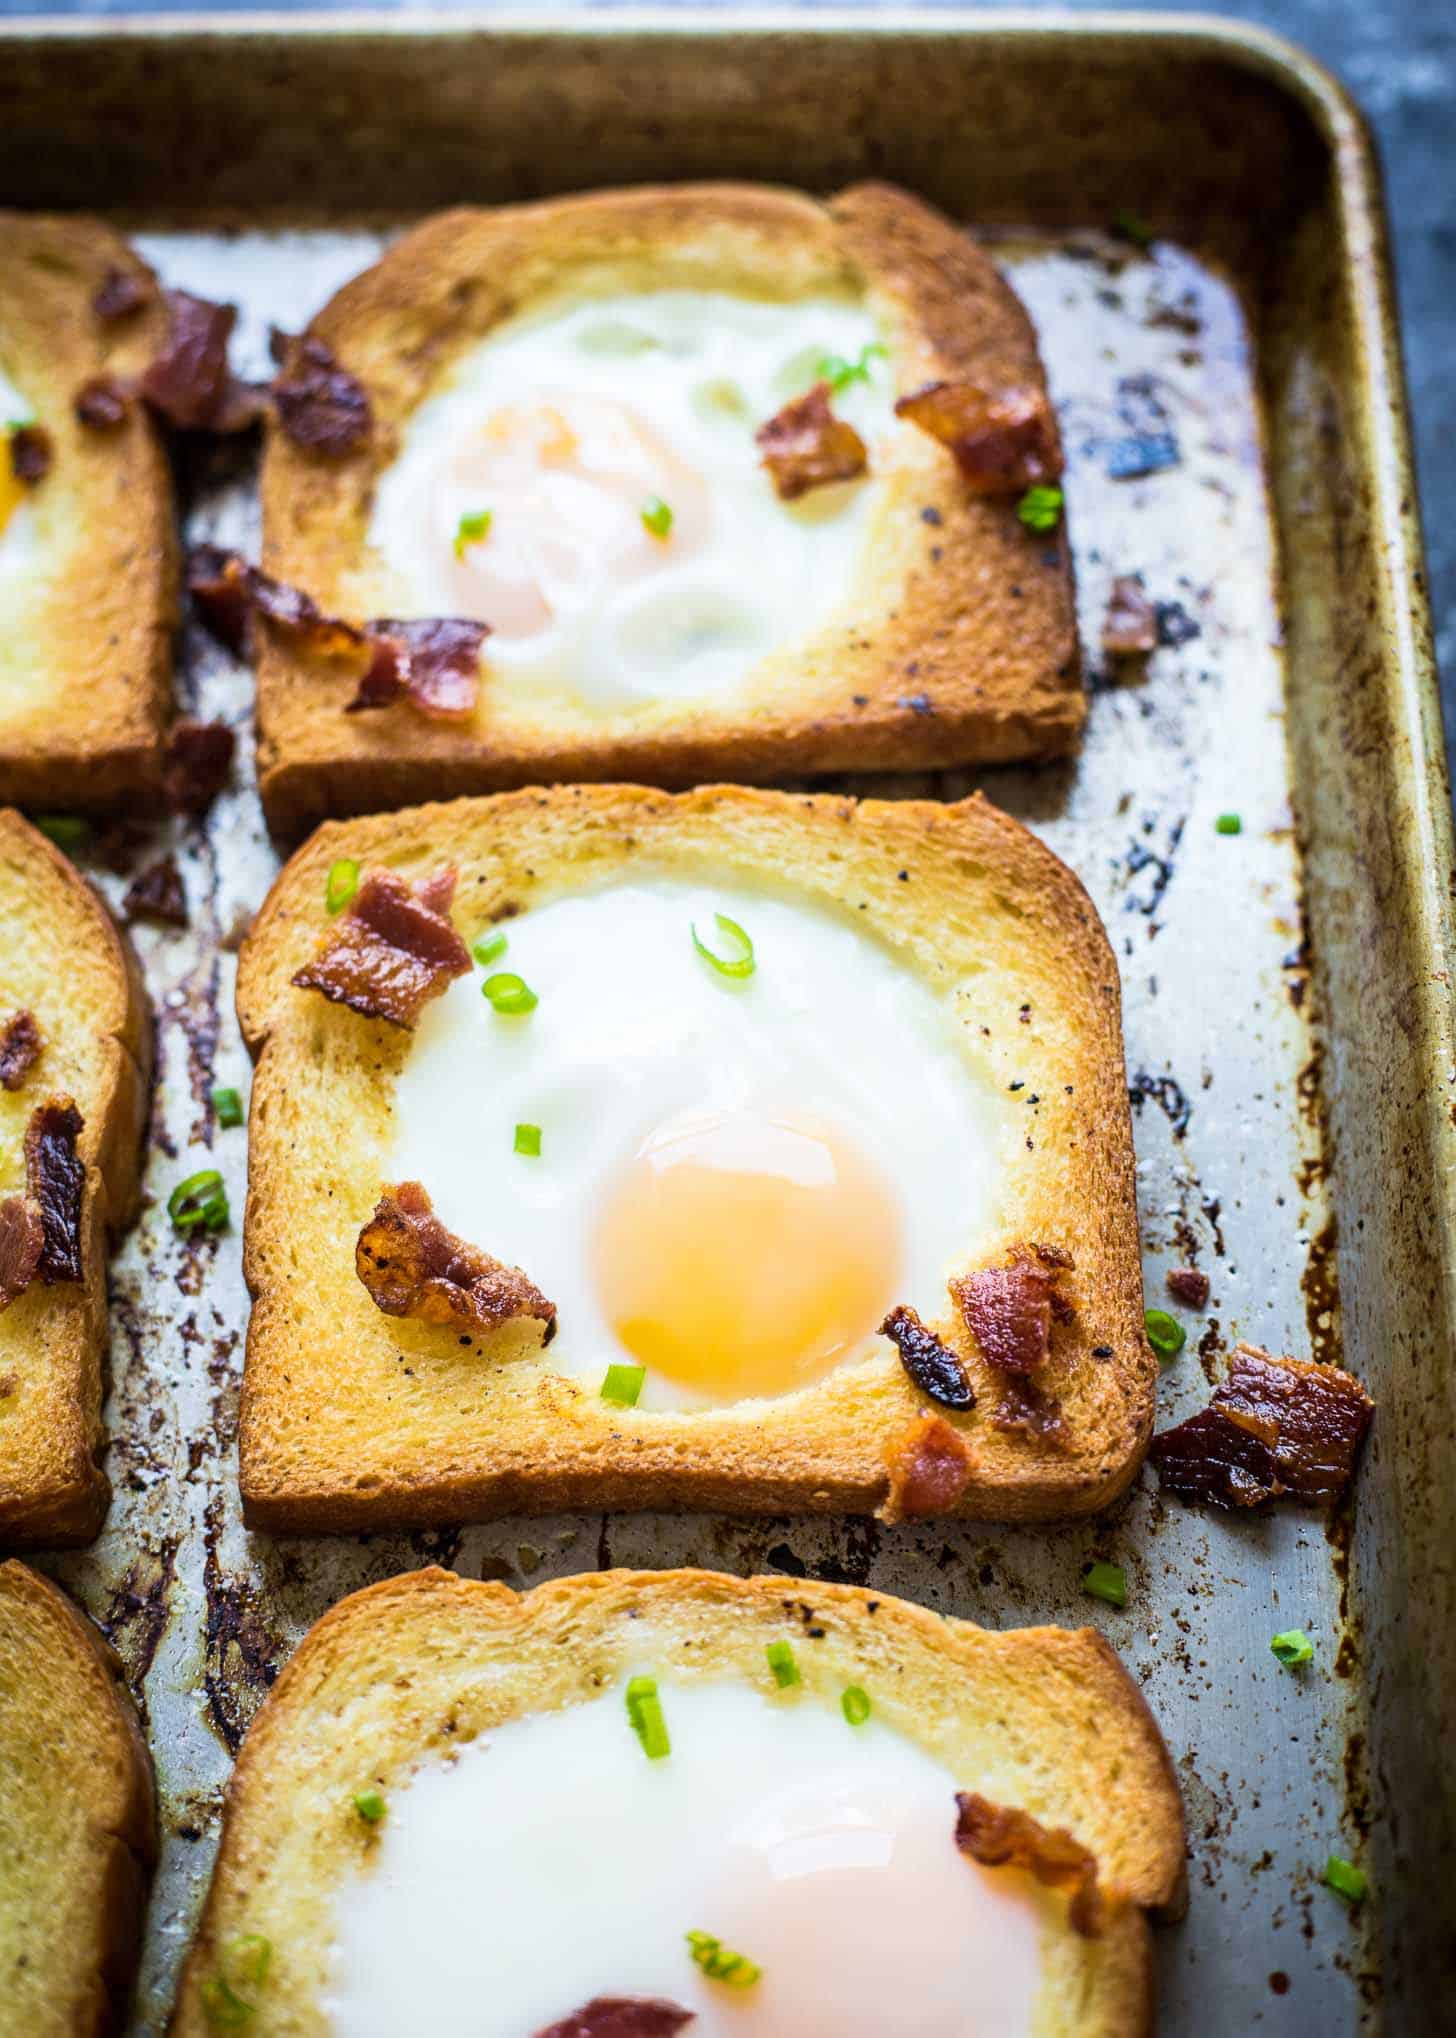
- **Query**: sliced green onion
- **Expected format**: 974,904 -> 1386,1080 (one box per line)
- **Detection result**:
1144,1308 -> 1186,1360
513,1122 -> 541,1157
1082,1560 -> 1127,1608
818,341 -> 887,394
692,912 -> 755,980
168,1169 -> 229,1235
472,929 -> 507,967
199,1977 -> 253,2028
765,1640 -> 800,1689
1215,812 -> 1243,836
840,1685 -> 872,1726
686,1931 -> 762,1988
1323,1855 -> 1368,1904
353,1788 -> 386,1824
1271,1629 -> 1315,1668
601,1363 -> 645,1408
211,1086 -> 243,1129
626,1674 -> 670,1759
640,494 -> 673,540
454,508 -> 493,558
33,814 -> 90,851
325,858 -> 359,915
221,1934 -> 272,1990
482,972 -> 538,1016
1016,483 -> 1064,534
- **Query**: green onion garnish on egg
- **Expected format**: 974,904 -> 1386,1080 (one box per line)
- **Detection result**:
1144,1308 -> 1186,1360
601,1363 -> 645,1408
353,1788 -> 386,1824
33,815 -> 90,852
691,912 -> 755,980
765,1640 -> 800,1689
817,342 -> 887,394
1323,1855 -> 1368,1905
168,1169 -> 229,1236
1082,1560 -> 1127,1608
513,1122 -> 541,1157
222,1934 -> 272,1989
454,508 -> 492,559
687,1931 -> 762,1988
626,1674 -> 671,1759
640,495 -> 673,540
840,1685 -> 872,1726
1215,812 -> 1243,836
482,972 -> 538,1016
1016,483 -> 1064,534
325,858 -> 359,915
472,930 -> 507,967
211,1086 -> 243,1129
1271,1629 -> 1314,1668
198,1977 -> 252,2028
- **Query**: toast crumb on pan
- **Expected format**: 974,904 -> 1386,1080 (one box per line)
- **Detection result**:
0,811 -> 152,1547
0,215 -> 178,810
0,1559 -> 156,2036
169,1567 -> 1184,2036
235,784 -> 1148,1533
255,181 -> 1080,834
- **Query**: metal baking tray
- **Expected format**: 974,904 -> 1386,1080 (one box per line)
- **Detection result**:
4,10 -> 1448,2033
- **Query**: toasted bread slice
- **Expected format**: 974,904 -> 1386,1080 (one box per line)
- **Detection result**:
256,180 -> 1079,834
0,215 -> 178,810
171,1567 -> 1183,2036
0,811 -> 152,1546
235,784 -> 1147,1533
0,1560 -> 156,2035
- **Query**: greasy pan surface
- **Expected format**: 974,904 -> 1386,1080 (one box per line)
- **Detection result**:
0,13 -> 1445,2034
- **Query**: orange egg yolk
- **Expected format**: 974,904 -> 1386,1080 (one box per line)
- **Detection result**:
440,393 -> 710,639
0,449 -> 27,539
592,1108 -> 903,1400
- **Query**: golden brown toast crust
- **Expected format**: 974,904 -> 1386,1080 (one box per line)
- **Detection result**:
0,811 -> 153,1547
0,1560 -> 156,2036
0,215 -> 178,810
236,784 -> 1149,1534
170,1567 -> 1183,2037
256,181 -> 1080,835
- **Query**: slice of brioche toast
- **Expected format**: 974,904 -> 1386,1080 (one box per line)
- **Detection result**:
171,1567 -> 1184,2036
0,215 -> 178,810
255,180 -> 1078,834
0,811 -> 152,1546
0,1559 -> 156,2036
235,784 -> 1149,1533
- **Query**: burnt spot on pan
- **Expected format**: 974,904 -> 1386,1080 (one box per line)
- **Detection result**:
1128,1070 -> 1193,1140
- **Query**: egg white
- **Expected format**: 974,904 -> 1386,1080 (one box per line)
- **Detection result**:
0,359 -> 40,588
324,1680 -> 1050,2037
387,876 -> 1012,1410
367,288 -> 895,714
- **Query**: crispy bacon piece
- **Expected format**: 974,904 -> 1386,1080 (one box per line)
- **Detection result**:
992,1373 -> 1068,1446
24,1096 -> 85,1285
357,1181 -> 557,1344
755,382 -> 868,501
880,1412 -> 975,1523
141,290 -> 265,434
0,1011 -> 42,1092
1150,1345 -> 1373,1510
951,1247 -> 1074,1375
9,425 -> 52,484
123,856 -> 188,927
1166,1265 -> 1210,1309
186,545 -> 256,657
894,381 -> 1062,494
1102,575 -> 1158,656
0,1196 -> 43,1312
272,335 -> 371,456
955,1793 -> 1106,1936
345,618 -> 489,721
74,376 -> 130,430
163,717 -> 236,817
293,867 -> 471,1028
880,1303 -> 973,1410
93,267 -> 150,321
534,2001 -> 695,2038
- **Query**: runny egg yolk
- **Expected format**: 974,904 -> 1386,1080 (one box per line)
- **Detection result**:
592,1107 -> 903,1400
440,392 -> 711,638
0,447 -> 27,540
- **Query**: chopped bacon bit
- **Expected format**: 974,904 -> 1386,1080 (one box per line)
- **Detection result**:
894,381 -> 1062,494
0,1196 -> 43,1312
0,1011 -> 42,1093
756,381 -> 868,501
1166,1265 -> 1210,1309
186,545 -> 255,657
74,376 -> 130,430
534,2001 -> 695,2038
880,1303 -> 973,1410
880,1412 -> 975,1523
951,1249 -> 1075,1375
163,718 -> 236,817
9,425 -> 52,484
1150,1345 -> 1373,1510
357,1181 -> 557,1344
992,1373 -> 1068,1446
140,290 -> 264,435
24,1096 -> 85,1285
123,856 -> 188,928
293,867 -> 471,1029
345,618 -> 488,721
272,335 -> 371,456
1102,575 -> 1158,656
955,1793 -> 1106,1936
92,267 -> 150,321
